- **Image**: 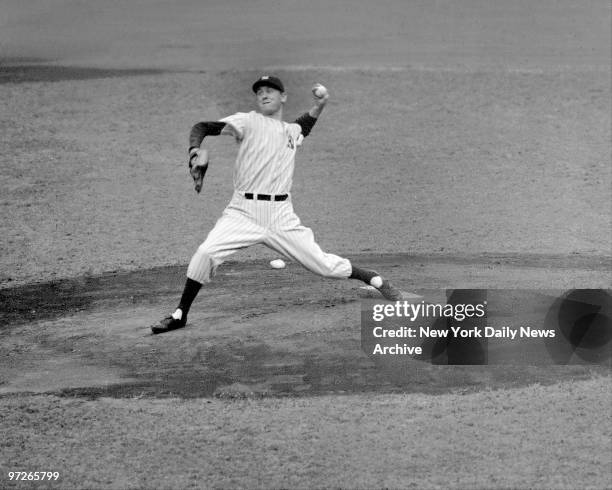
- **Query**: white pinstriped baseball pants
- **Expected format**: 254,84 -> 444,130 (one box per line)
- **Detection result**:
187,192 -> 352,283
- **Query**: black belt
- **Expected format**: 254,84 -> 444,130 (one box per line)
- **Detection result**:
244,193 -> 288,201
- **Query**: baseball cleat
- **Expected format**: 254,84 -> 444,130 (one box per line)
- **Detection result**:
376,279 -> 404,301
377,279 -> 421,302
151,316 -> 186,334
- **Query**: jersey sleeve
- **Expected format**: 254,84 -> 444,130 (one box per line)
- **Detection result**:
189,121 -> 226,150
219,112 -> 250,142
293,112 -> 317,137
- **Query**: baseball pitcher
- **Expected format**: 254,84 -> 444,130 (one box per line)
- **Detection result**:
152,75 -> 410,334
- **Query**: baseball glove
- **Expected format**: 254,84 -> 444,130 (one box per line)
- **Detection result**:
189,148 -> 209,194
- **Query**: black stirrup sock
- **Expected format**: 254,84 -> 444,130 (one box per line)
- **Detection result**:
349,265 -> 380,285
177,278 -> 203,315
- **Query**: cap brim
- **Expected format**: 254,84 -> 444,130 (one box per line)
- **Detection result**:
252,80 -> 284,93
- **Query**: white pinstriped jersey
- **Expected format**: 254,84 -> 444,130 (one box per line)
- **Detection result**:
220,111 -> 303,195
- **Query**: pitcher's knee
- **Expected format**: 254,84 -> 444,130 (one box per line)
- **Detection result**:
309,255 -> 352,279
187,245 -> 220,283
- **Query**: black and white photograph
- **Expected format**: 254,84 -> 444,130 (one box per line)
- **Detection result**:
1,1 -> 610,488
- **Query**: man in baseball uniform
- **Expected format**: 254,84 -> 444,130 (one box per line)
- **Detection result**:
152,75 -> 409,334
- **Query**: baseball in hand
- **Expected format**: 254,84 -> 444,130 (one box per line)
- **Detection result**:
312,83 -> 328,99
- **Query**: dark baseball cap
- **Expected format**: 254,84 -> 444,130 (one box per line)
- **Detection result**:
252,75 -> 285,93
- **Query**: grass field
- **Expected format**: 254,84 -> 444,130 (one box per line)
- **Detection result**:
2,377 -> 610,489
1,66 -> 609,286
1,1 -> 611,489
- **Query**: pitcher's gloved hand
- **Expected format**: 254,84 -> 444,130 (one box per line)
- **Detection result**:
189,147 -> 209,194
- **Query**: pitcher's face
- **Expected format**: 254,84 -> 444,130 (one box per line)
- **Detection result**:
256,86 -> 286,117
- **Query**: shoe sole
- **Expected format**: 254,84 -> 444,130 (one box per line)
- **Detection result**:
151,322 -> 186,335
